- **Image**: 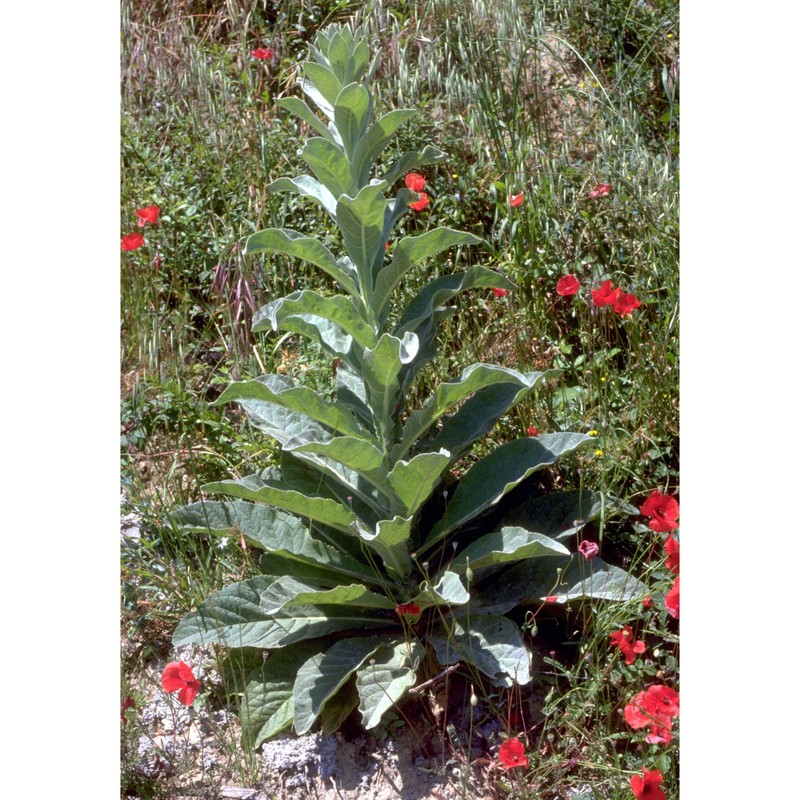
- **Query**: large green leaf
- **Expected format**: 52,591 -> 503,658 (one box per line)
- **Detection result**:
362,332 -> 419,432
500,489 -> 636,541
386,450 -> 452,517
373,229 -> 482,321
298,76 -> 336,123
216,374 -> 371,441
395,364 -> 549,459
267,175 -> 337,218
302,137 -> 357,199
293,636 -> 384,734
412,570 -> 470,608
422,433 -> 593,552
352,109 -> 416,186
276,96 -> 336,142
245,229 -> 357,295
336,182 -> 389,293
303,63 -> 342,111
235,643 -> 322,747
357,640 -> 424,729
429,615 -> 531,687
355,515 -> 414,579
252,305 -> 355,360
474,555 -> 649,614
449,526 -> 570,573
334,82 -> 372,160
252,290 -> 376,350
260,577 -> 395,613
202,468 -> 357,534
428,373 -> 562,461
382,145 -> 447,187
173,500 -> 377,585
394,267 -> 515,334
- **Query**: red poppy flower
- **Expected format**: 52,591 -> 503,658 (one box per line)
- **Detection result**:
591,280 -> 621,307
556,274 -> 580,296
121,233 -> 145,251
396,603 -> 421,616
135,205 -> 160,226
578,539 -> 598,560
630,768 -> 666,800
544,595 -> 559,603
613,292 -> 641,317
640,490 -> 679,532
624,684 -> 679,744
161,661 -> 201,706
588,182 -> 612,199
664,534 -> 679,575
498,737 -> 529,769
641,595 -> 654,608
609,625 -> 646,665
408,192 -> 429,211
251,47 -> 274,60
404,173 -> 427,192
509,192 -> 524,207
664,577 -> 679,619
526,425 -> 539,437
492,287 -> 508,297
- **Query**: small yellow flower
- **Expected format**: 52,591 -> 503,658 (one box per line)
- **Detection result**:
667,32 -> 673,39
578,81 -> 585,89
588,429 -> 598,436
600,377 -> 606,382
592,81 -> 599,88
594,449 -> 603,456
451,173 -> 458,179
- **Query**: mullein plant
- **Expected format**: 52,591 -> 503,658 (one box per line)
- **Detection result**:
171,23 -> 644,746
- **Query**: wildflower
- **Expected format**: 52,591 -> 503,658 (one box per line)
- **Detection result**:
121,233 -> 145,251
591,280 -> 621,307
664,577 -> 679,619
135,205 -> 160,226
396,602 -> 421,617
161,661 -> 201,706
408,192 -> 430,211
609,625 -> 646,665
588,429 -> 598,436
498,737 -> 529,769
624,684 -> 679,744
588,183 -> 612,199
526,425 -> 539,436
594,449 -> 603,456
509,192 -> 524,207
556,274 -> 580,296
630,768 -> 666,800
664,534 -> 679,575
613,292 -> 642,317
641,595 -> 654,608
578,540 -> 598,560
640,490 -> 679,532
404,173 -> 426,192
544,596 -> 559,603
251,47 -> 274,59
492,288 -> 508,298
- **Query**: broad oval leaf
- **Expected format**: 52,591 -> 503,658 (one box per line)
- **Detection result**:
449,526 -> 570,573
301,137 -> 357,199
267,175 -> 337,219
334,82 -> 372,159
387,450 -> 451,517
260,576 -> 395,613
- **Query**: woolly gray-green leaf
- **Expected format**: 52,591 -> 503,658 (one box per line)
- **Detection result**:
429,615 -> 531,687
382,145 -> 447,186
362,332 -> 419,430
267,175 -> 337,218
357,640 -> 424,729
303,63 -> 342,111
373,229 -> 482,320
252,290 -> 376,350
396,364 -> 549,459
336,182 -> 389,294
260,577 -> 395,613
334,82 -> 372,160
173,500 -> 376,585
245,229 -> 357,295
276,97 -> 336,142
356,515 -> 414,579
284,431 -> 388,484
412,570 -> 470,608
301,137 -> 357,199
449,526 -> 570,573
352,109 -> 416,186
202,469 -> 357,533
293,637 -> 383,734
422,433 -> 593,552
387,450 -> 451,517
216,374 -> 371,441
